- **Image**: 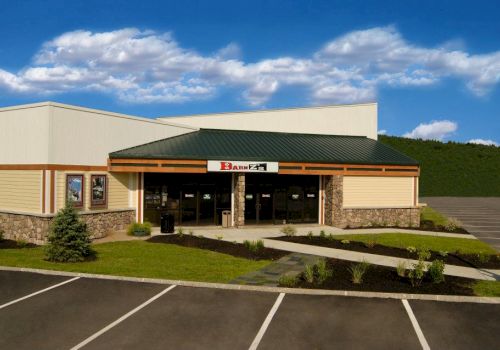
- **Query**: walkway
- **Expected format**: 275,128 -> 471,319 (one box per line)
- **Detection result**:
230,253 -> 321,286
422,197 -> 500,250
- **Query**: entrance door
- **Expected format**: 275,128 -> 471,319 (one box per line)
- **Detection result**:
199,185 -> 215,225
257,191 -> 273,224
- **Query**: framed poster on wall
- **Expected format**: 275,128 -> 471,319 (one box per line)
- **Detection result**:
66,174 -> 84,208
91,175 -> 107,207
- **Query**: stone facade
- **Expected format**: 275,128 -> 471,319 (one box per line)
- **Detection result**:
0,209 -> 135,244
233,173 -> 245,226
323,175 -> 420,229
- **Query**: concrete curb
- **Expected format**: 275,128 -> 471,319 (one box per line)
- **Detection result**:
1,265 -> 498,304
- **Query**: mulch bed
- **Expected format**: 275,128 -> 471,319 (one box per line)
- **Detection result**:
344,220 -> 470,234
288,258 -> 476,296
147,235 -> 289,261
0,239 -> 38,249
273,236 -> 500,269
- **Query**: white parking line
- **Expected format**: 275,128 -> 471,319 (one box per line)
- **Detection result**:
249,293 -> 285,350
70,285 -> 176,350
0,276 -> 80,310
402,299 -> 430,350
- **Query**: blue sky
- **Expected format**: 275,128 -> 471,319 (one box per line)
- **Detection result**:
0,0 -> 499,145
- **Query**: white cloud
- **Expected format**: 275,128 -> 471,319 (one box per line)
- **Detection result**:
0,26 -> 500,105
468,138 -> 499,146
403,120 -> 458,140
378,129 -> 387,135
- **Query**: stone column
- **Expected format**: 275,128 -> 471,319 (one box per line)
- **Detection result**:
232,173 -> 245,226
324,175 -> 344,227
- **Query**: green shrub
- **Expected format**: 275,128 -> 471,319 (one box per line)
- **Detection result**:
279,274 -> 298,288
243,240 -> 265,253
418,248 -> 431,261
477,252 -> 490,264
396,261 -> 407,277
406,246 -> 417,254
177,227 -> 184,236
216,235 -> 223,240
444,217 -> 462,232
45,202 -> 95,262
127,222 -> 152,236
188,230 -> 194,236
0,229 -> 4,241
281,225 -> 297,237
315,259 -> 333,284
438,250 -> 448,257
349,260 -> 370,284
428,259 -> 445,283
304,264 -> 315,284
16,239 -> 28,248
364,237 -> 377,248
307,231 -> 314,239
408,260 -> 427,287
341,239 -> 350,245
319,230 -> 326,238
327,234 -> 335,241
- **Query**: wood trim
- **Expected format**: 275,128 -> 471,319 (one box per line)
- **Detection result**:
0,164 -> 108,171
108,166 -> 207,173
414,176 -> 418,206
109,158 -> 207,165
278,168 -> 418,177
49,170 -> 55,213
137,173 -> 143,223
42,170 -> 46,214
279,162 -> 419,170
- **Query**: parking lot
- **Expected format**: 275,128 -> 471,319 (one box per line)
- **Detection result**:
422,197 -> 500,250
1,270 -> 499,350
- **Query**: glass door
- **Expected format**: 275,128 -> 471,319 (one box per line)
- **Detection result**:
199,185 -> 215,225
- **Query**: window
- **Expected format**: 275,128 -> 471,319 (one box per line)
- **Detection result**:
66,174 -> 84,208
91,174 -> 107,207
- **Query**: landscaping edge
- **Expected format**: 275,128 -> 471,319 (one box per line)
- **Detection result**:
1,265 -> 498,304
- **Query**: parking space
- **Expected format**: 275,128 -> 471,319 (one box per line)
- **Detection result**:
409,300 -> 500,350
0,270 -> 69,305
0,270 -> 499,349
257,294 -> 421,350
422,197 -> 500,250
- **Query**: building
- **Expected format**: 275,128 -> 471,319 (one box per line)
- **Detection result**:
0,101 -> 420,243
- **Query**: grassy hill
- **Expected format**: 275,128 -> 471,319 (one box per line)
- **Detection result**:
379,135 -> 500,196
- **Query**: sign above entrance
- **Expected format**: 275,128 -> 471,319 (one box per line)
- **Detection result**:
207,160 -> 279,173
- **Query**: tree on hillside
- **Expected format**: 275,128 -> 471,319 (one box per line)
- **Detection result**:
45,202 -> 96,262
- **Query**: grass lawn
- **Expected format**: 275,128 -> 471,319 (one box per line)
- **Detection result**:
332,233 -> 497,255
0,241 -> 270,283
472,281 -> 500,297
420,206 -> 450,226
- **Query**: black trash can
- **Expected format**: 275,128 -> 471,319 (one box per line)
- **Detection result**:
160,213 -> 175,233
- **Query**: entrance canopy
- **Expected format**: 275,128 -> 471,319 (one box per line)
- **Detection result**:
108,129 -> 419,176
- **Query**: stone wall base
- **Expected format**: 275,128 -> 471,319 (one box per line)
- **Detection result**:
0,209 -> 135,244
340,207 -> 420,229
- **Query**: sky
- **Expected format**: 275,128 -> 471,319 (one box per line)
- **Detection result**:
0,0 -> 499,145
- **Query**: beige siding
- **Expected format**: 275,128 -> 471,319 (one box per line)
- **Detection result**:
0,170 -> 41,213
163,103 -> 378,140
343,176 -> 415,208
56,171 -> 133,211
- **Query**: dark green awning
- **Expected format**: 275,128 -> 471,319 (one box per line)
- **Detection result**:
110,129 -> 418,166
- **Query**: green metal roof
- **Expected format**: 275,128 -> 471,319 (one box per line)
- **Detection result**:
109,129 -> 419,166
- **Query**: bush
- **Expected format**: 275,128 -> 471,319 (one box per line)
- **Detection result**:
45,202 -> 95,262
177,227 -> 184,236
477,252 -> 490,264
428,259 -> 445,283
406,246 -> 417,254
319,230 -> 326,238
364,237 -> 377,248
438,250 -> 448,257
349,261 -> 370,284
279,274 -> 297,288
127,222 -> 152,236
418,248 -> 431,261
341,239 -> 350,245
315,259 -> 333,284
444,217 -> 462,232
304,264 -> 315,284
216,235 -> 223,240
281,225 -> 297,237
243,240 -> 265,253
16,239 -> 28,248
327,234 -> 335,241
0,229 -> 4,241
307,231 -> 314,239
396,261 -> 407,277
408,260 -> 426,287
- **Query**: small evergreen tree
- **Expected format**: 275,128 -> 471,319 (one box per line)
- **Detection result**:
45,202 -> 96,262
